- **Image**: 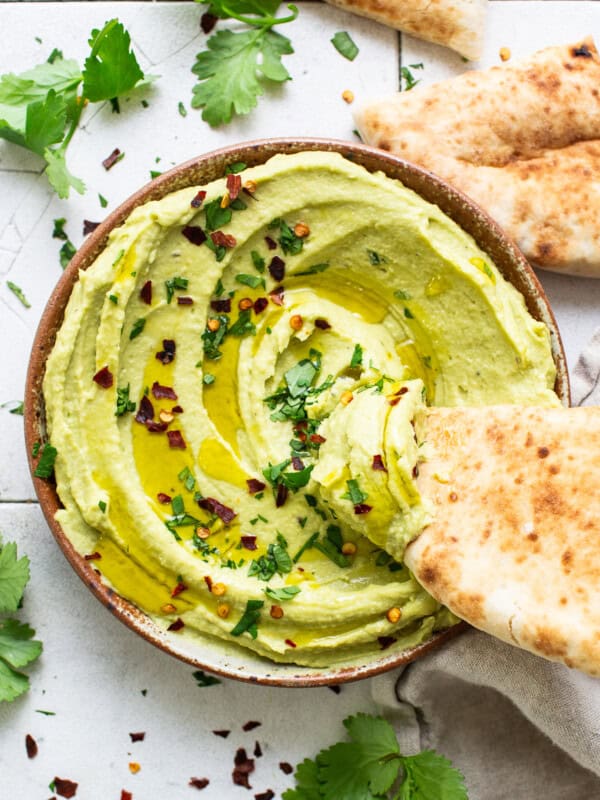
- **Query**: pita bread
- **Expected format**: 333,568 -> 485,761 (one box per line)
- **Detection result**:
405,405 -> 600,676
355,39 -> 600,277
324,0 -> 486,60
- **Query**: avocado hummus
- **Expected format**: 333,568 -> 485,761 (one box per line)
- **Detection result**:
44,151 -> 559,667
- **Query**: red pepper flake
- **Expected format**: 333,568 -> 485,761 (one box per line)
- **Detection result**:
135,395 -> 154,424
156,338 -> 176,365
353,503 -> 373,515
198,497 -> 237,524
204,575 -> 213,592
211,298 -> 231,313
140,280 -> 152,305
241,536 -> 257,551
93,366 -> 113,388
255,791 -> 274,800
242,720 -> 262,732
200,11 -> 218,33
378,635 -> 397,650
121,791 -> 132,800
388,397 -> 401,407
372,454 -> 387,472
310,434 -> 326,444
84,552 -> 102,561
265,236 -> 277,250
146,420 -> 168,433
285,638 -> 297,648
167,618 -> 185,631
25,734 -> 38,759
83,220 -> 100,236
226,173 -> 242,201
232,748 -> 255,789
177,296 -> 194,306
152,381 -> 178,401
291,456 -> 304,471
253,741 -> 263,758
412,465 -> 419,479
268,256 -> 285,282
53,778 -> 78,798
269,286 -> 284,306
253,297 -> 268,315
157,492 -> 172,504
314,318 -> 331,330
211,231 -> 237,249
172,405 -> 184,414
191,189 -> 207,208
213,729 -> 230,738
246,478 -> 266,494
279,762 -> 293,775
167,430 -> 186,449
171,582 -> 188,598
189,778 -> 210,790
102,148 -> 123,170
182,225 -> 207,246
275,483 -> 288,508
129,732 -> 146,742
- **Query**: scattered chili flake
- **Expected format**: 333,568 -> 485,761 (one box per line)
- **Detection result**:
275,483 -> 288,508
84,552 -> 101,561
82,220 -> 100,236
268,256 -> 285,281
172,405 -> 184,414
242,720 -> 262,732
129,762 -> 141,774
129,732 -> 145,743
156,339 -> 176,365
161,603 -> 177,614
146,420 -> 168,433
167,430 -> 186,449
255,791 -> 274,800
140,280 -> 152,305
254,741 -> 263,758
226,173 -> 242,201
152,381 -> 178,401
247,478 -> 266,494
253,297 -> 268,314
200,11 -> 217,33
289,314 -> 303,331
270,605 -> 284,619
189,778 -> 210,790
213,729 -> 231,738
372,454 -> 387,471
241,536 -> 257,551
328,685 -> 342,694
265,236 -> 277,250
198,497 -> 236,524
293,222 -> 310,238
120,791 -> 132,800
211,231 -> 237,248
25,734 -> 38,759
232,748 -> 255,789
291,456 -> 305,471
315,318 -> 331,330
378,635 -> 397,650
211,298 -> 231,313
279,762 -> 293,775
388,397 -> 401,407
412,465 -> 419,478
53,778 -> 78,798
191,189 -> 207,208
167,618 -> 185,631
238,297 -> 253,311
93,366 -> 113,388
182,225 -> 207,246
102,148 -> 123,170
135,395 -> 154,424
310,434 -> 326,444
269,286 -> 284,306
353,503 -> 373,515
171,582 -> 188,598
176,296 -> 193,306
285,638 -> 297,648
204,575 -> 213,591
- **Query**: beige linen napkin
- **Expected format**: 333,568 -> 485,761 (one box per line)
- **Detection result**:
372,329 -> 600,799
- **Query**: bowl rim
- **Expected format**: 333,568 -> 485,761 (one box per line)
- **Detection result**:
24,136 -> 569,687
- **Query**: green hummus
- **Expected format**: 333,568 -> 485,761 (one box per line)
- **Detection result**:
44,151 -> 559,667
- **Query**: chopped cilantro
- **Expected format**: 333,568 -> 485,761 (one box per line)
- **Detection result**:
214,278 -> 225,297
1,401 -> 24,416
34,443 -> 57,479
202,314 -> 229,360
235,273 -> 265,290
165,276 -> 189,303
350,343 -> 363,369
401,62 -> 424,91
404,307 -> 414,319
265,585 -> 301,602
129,318 -> 145,340
296,262 -> 329,276
59,240 -> 77,269
204,197 -> 232,232
203,373 -> 216,386
6,281 -> 31,308
225,161 -> 247,174
249,533 -> 292,581
331,31 -> 359,61
178,466 -> 196,492
98,500 -> 107,513
292,531 -> 319,563
108,294 -> 118,304
193,669 -> 221,687
52,218 -> 68,240
367,249 -> 387,266
342,478 -> 368,505
269,217 -> 304,255
178,101 -> 187,117
99,193 -> 108,208
229,308 -> 255,337
171,495 -> 185,516
115,384 -> 136,416
230,599 -> 264,639
251,251 -> 265,272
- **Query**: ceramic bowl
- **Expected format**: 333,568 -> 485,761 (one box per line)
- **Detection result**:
24,138 -> 570,686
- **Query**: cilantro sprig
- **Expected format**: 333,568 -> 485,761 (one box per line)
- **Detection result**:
191,1 -> 298,126
0,19 -> 149,197
0,539 -> 43,703
283,713 -> 468,800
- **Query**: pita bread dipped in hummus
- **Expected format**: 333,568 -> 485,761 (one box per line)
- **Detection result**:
355,39 -> 600,277
43,151 -> 559,668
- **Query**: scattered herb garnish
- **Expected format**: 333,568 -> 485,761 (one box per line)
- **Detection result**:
204,196 -> 232,231
225,161 -> 247,174
350,343 -> 363,369
269,217 -> 304,255
6,281 -> 31,308
0,538 -> 43,702
129,318 -> 146,340
33,443 -> 57,479
296,262 -> 329,276
191,1 -> 298,126
249,533 -> 292,581
401,62 -> 424,91
165,276 -> 189,303
230,599 -> 264,639
265,585 -> 300,602
331,31 -> 359,61
193,669 -> 221,687
202,313 -> 229,360
282,713 -> 468,799
0,19 -> 150,197
115,384 -> 136,416
229,308 -> 256,337
342,478 -> 368,505
98,193 -> 108,208
1,401 -> 24,416
367,249 -> 387,266
251,251 -> 266,272
178,101 -> 187,117
236,273 -> 265,290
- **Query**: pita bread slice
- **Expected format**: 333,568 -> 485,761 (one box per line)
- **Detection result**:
405,405 -> 600,676
324,0 -> 486,60
355,39 -> 600,277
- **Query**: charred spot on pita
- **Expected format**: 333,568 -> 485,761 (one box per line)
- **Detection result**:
572,43 -> 593,58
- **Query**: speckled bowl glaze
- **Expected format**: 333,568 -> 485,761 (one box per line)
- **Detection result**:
24,138 -> 570,687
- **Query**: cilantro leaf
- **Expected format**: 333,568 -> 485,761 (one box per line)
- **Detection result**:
0,658 -> 30,703
264,585 -> 300,602
34,443 -> 58,479
0,619 -> 43,669
193,669 -> 221,687
282,757 -> 321,800
0,57 -> 81,118
331,31 -> 359,62
0,542 -> 30,614
230,599 -> 264,638
399,751 -> 468,800
44,148 -> 86,199
82,19 -> 145,102
6,281 -> 31,309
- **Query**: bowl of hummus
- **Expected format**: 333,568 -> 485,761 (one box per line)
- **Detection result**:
25,139 -> 568,686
